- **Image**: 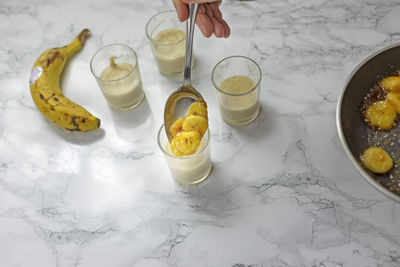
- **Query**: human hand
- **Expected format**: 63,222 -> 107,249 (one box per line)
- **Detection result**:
172,0 -> 230,38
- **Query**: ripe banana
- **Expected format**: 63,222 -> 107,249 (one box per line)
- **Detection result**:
30,29 -> 100,132
361,146 -> 393,174
364,100 -> 397,130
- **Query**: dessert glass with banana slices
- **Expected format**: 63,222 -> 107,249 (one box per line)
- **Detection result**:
212,56 -> 262,126
90,43 -> 145,110
146,10 -> 193,77
157,101 -> 212,184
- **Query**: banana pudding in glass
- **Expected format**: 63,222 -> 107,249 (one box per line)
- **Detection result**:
90,44 -> 144,110
212,56 -> 262,125
157,101 -> 212,184
146,10 -> 193,77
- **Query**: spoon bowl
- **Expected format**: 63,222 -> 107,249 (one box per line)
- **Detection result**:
164,3 -> 205,142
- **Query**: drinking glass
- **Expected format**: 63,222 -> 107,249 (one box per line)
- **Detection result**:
145,10 -> 193,77
212,56 -> 262,125
90,43 -> 144,110
157,124 -> 212,184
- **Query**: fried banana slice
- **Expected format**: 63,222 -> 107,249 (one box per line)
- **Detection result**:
364,100 -> 397,130
170,118 -> 185,137
380,76 -> 400,92
186,101 -> 208,119
170,130 -> 202,156
182,115 -> 208,136
386,91 -> 400,113
361,146 -> 393,174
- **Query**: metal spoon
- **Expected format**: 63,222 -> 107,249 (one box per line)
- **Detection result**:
164,3 -> 205,142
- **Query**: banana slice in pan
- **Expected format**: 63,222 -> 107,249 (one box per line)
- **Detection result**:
386,91 -> 400,113
364,100 -> 397,130
361,146 -> 393,174
380,76 -> 400,92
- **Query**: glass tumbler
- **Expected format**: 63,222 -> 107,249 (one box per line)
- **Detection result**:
90,43 -> 145,110
212,56 -> 262,126
157,125 -> 212,184
145,10 -> 193,77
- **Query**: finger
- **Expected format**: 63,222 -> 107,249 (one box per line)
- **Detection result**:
203,3 -> 214,17
209,2 -> 230,37
208,2 -> 222,19
195,6 -> 214,37
220,19 -> 230,37
211,17 -> 225,38
173,0 -> 189,21
204,3 -> 225,38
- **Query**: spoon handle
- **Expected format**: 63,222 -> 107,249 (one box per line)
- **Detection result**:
183,3 -> 198,87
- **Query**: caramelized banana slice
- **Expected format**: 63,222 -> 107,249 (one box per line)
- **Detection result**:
168,100 -> 209,157
386,92 -> 400,113
186,101 -> 208,119
364,100 -> 397,130
169,139 -> 184,157
361,146 -> 393,174
380,76 -> 400,92
170,130 -> 201,156
170,118 -> 185,137
182,115 -> 208,136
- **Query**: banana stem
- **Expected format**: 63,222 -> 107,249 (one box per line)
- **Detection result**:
78,29 -> 90,45
65,29 -> 90,57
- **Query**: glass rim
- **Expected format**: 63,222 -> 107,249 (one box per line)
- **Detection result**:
145,10 -> 186,47
157,124 -> 210,159
90,43 -> 139,83
211,55 -> 262,96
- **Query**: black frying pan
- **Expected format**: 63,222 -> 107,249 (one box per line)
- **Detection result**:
337,44 -> 400,203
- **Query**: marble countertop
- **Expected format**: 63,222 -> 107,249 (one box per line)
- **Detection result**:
1,0 -> 400,266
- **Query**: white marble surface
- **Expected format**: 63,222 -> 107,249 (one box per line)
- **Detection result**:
1,0 -> 400,266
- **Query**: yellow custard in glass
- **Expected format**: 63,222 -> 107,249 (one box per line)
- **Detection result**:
99,57 -> 144,109
153,29 -> 188,76
218,75 -> 259,125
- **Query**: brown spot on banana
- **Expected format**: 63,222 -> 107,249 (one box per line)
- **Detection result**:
40,92 -> 56,104
39,50 -> 64,67
68,116 -> 82,131
71,116 -> 78,127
